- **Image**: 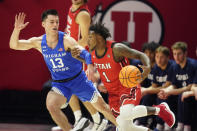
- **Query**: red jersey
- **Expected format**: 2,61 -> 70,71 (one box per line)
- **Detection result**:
92,41 -> 142,117
91,41 -> 129,94
66,4 -> 90,41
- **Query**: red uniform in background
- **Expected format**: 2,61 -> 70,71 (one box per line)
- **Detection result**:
91,41 -> 142,117
66,4 -> 90,40
66,4 -> 90,70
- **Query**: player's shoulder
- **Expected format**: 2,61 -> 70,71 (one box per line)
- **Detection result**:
64,34 -> 74,42
63,34 -> 77,49
76,10 -> 90,20
112,42 -> 129,52
187,57 -> 197,68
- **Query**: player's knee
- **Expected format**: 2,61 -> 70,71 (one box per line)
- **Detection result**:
92,96 -> 109,113
119,104 -> 135,120
120,105 -> 147,120
46,98 -> 57,113
46,94 -> 65,113
96,103 -> 109,114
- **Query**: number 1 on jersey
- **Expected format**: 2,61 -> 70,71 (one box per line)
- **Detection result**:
103,72 -> 110,82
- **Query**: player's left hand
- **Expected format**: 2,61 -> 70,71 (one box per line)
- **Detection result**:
138,65 -> 151,82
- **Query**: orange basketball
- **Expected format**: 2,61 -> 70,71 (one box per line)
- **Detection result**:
119,65 -> 142,88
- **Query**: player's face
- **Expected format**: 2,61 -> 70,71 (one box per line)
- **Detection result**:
155,52 -> 169,67
172,49 -> 186,64
144,49 -> 155,63
72,0 -> 83,5
42,15 -> 59,34
88,32 -> 97,51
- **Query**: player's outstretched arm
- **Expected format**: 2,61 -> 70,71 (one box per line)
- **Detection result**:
9,12 -> 40,51
64,35 -> 92,64
64,35 -> 95,80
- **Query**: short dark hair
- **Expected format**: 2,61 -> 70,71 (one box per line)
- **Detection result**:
142,41 -> 160,52
41,9 -> 58,22
84,0 -> 88,3
156,46 -> 170,57
171,41 -> 187,53
89,23 -> 111,40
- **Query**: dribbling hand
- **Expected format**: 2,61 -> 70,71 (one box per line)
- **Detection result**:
138,64 -> 151,82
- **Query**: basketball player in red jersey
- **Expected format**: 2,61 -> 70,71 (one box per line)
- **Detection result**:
71,23 -> 176,131
63,0 -> 107,131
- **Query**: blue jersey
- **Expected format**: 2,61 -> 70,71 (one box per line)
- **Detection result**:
41,31 -> 82,80
169,58 -> 197,88
152,60 -> 175,86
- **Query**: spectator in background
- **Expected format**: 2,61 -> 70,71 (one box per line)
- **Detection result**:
142,46 -> 177,131
158,42 -> 197,131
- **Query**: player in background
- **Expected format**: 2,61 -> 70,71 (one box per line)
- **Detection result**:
158,42 -> 197,131
71,23 -> 175,131
63,0 -> 107,130
9,10 -> 118,131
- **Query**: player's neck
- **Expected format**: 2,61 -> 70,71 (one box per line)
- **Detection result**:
95,40 -> 106,56
96,47 -> 106,57
46,33 -> 59,48
151,61 -> 155,68
72,3 -> 84,12
159,63 -> 168,70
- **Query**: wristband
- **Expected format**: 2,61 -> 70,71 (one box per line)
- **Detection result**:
80,49 -> 92,65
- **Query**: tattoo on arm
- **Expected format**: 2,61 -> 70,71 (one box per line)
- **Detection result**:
113,43 -> 150,67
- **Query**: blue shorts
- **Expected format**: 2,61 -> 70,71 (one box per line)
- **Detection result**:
51,71 -> 99,103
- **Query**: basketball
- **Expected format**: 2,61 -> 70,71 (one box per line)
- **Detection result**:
119,65 -> 142,88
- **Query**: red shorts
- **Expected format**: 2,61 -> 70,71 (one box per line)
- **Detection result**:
108,84 -> 141,118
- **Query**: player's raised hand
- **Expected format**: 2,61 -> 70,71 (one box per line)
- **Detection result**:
14,12 -> 29,31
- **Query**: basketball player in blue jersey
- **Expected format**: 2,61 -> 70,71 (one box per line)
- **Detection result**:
9,10 -> 117,131
142,46 -> 177,131
158,42 -> 197,131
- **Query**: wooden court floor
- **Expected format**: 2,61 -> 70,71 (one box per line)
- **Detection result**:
0,123 -> 54,131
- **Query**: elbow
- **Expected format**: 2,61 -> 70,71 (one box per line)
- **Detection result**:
9,43 -> 18,50
9,45 -> 16,50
